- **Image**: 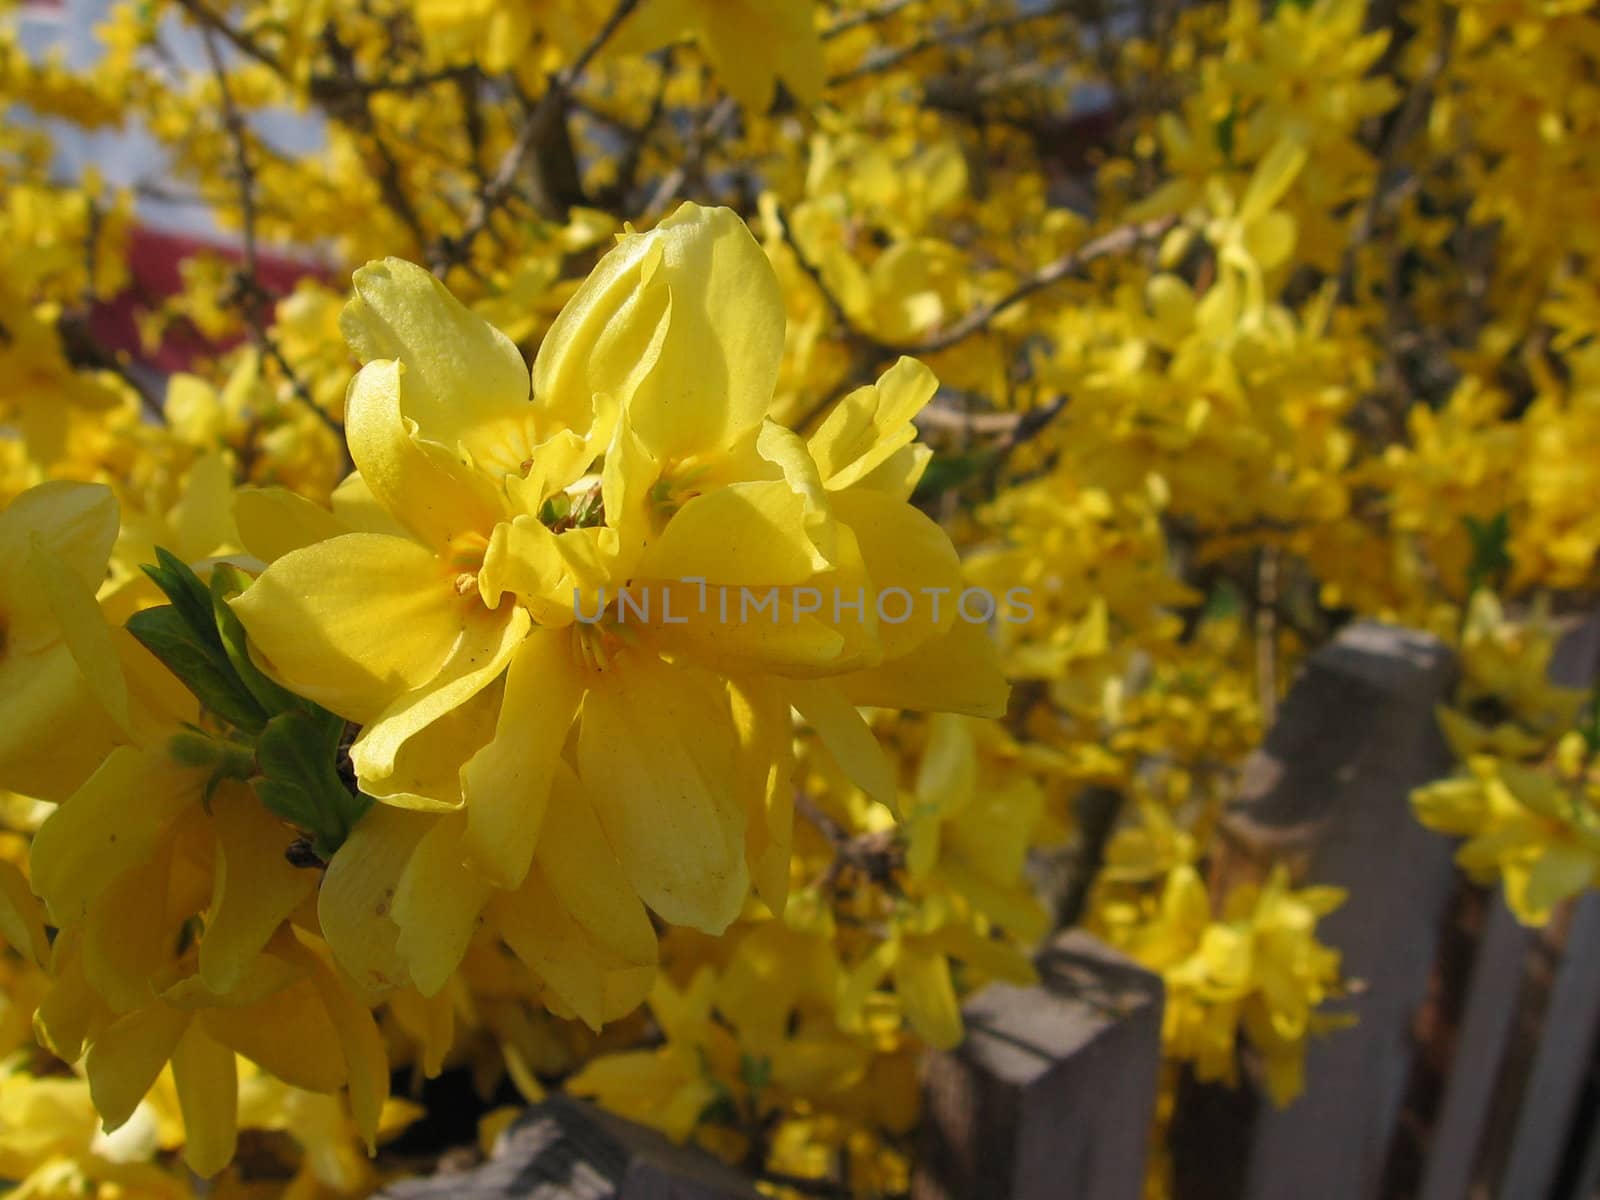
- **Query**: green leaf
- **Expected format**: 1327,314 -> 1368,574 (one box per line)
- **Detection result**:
126,605 -> 270,734
1581,682 -> 1600,753
912,448 -> 997,504
253,709 -> 371,859
1464,511 -> 1511,598
208,563 -> 303,716
739,1054 -> 772,1095
142,547 -> 225,654
1214,107 -> 1238,161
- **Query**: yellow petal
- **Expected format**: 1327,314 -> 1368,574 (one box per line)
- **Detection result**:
1244,210 -> 1297,271
809,357 -> 936,492
291,935 -> 389,1152
0,480 -> 119,603
170,451 -> 240,560
1511,843 -> 1595,925
28,533 -> 131,737
330,471 -> 410,538
198,973 -> 347,1094
0,641 -> 125,801
387,985 -> 454,1078
393,812 -> 491,996
319,804 -> 427,996
576,652 -> 748,931
351,605 -> 530,786
1238,138 -> 1308,226
200,785 -> 318,994
83,841 -> 175,1013
892,944 -> 963,1051
343,359 -> 504,550
642,579 -> 847,674
532,228 -> 672,439
341,258 -> 531,451
832,486 -> 961,661
233,486 -> 348,563
624,204 -> 786,461
461,631 -> 583,888
0,858 -> 49,965
230,533 -> 465,724
789,679 -> 897,811
86,1004 -> 191,1131
730,676 -> 795,916
493,765 -> 658,1030
702,0 -> 823,108
31,746 -> 200,925
636,479 -> 832,586
839,616 -> 1009,719
359,681 -> 498,812
170,1023 -> 238,1178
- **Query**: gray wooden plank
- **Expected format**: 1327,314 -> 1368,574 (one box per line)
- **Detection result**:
1499,892 -> 1600,1200
914,930 -> 1164,1200
1418,895 -> 1536,1200
378,1093 -> 761,1200
1225,623 -> 1461,1200
1565,1094 -> 1600,1199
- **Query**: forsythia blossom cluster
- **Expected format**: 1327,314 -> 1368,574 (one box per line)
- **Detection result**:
3,0 -> 1599,1194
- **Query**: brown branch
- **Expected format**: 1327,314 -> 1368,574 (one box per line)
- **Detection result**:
828,1 -> 1074,87
172,0 -> 283,73
821,0 -> 917,40
640,96 -> 738,222
773,206 -> 864,345
786,215 -> 1168,436
1337,3 -> 1458,304
56,315 -> 164,420
890,215 -> 1176,355
200,29 -> 260,275
785,211 -> 1176,423
434,0 -> 642,271
198,29 -> 345,447
308,64 -> 475,101
315,26 -> 436,257
174,0 -> 473,100
794,792 -> 904,893
1255,546 -> 1280,726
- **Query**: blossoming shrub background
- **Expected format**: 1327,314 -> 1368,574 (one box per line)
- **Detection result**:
1,0 -> 1598,1195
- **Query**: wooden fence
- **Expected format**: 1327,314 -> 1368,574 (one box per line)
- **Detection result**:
380,619 -> 1600,1200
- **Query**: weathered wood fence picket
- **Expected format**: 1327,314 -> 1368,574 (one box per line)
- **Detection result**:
381,618 -> 1600,1200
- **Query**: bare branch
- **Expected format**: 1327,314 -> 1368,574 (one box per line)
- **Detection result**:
172,0 -> 283,73
640,97 -> 738,221
821,0 -> 917,41
1337,2 -> 1458,304
891,215 -> 1176,355
828,2 -> 1073,87
435,0 -> 642,270
200,28 -> 260,275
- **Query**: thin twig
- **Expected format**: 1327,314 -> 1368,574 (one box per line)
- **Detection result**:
794,792 -> 903,893
1255,546 -> 1280,726
172,0 -> 282,72
1337,3 -> 1458,304
200,29 -> 259,276
199,29 -> 344,445
640,96 -> 738,222
774,206 -> 864,344
435,0 -> 642,270
891,216 -> 1176,355
828,1 -> 1074,86
822,0 -> 917,40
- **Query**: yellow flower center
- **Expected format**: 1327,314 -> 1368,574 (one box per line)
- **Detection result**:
446,532 -> 492,605
571,611 -> 638,673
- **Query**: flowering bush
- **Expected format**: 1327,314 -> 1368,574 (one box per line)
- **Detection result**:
2,0 -> 1598,1195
